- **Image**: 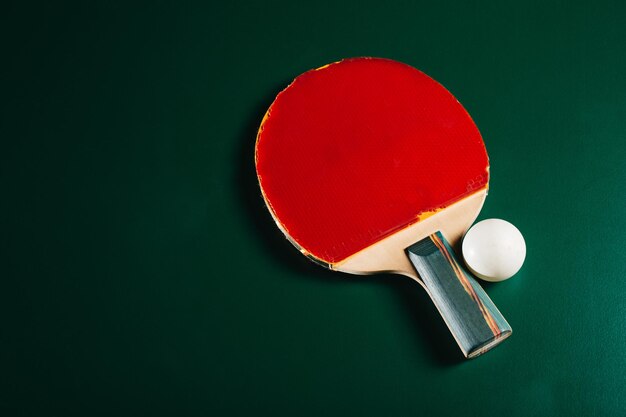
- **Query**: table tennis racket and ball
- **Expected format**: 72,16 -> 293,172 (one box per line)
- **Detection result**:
254,57 -> 526,358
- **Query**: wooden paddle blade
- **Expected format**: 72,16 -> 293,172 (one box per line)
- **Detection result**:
406,232 -> 512,358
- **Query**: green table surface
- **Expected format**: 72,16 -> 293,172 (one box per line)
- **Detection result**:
2,1 -> 626,416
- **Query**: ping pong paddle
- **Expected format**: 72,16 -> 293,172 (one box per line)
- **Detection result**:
255,57 -> 511,358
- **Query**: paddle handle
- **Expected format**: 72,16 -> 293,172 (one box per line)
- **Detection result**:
405,231 -> 511,358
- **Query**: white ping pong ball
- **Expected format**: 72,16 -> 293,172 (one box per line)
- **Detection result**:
462,219 -> 526,282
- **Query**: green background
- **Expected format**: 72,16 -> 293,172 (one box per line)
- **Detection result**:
2,1 -> 625,415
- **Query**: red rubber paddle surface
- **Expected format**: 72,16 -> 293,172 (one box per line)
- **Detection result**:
256,58 -> 488,265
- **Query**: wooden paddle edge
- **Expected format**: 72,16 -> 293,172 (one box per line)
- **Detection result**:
334,190 -> 487,280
